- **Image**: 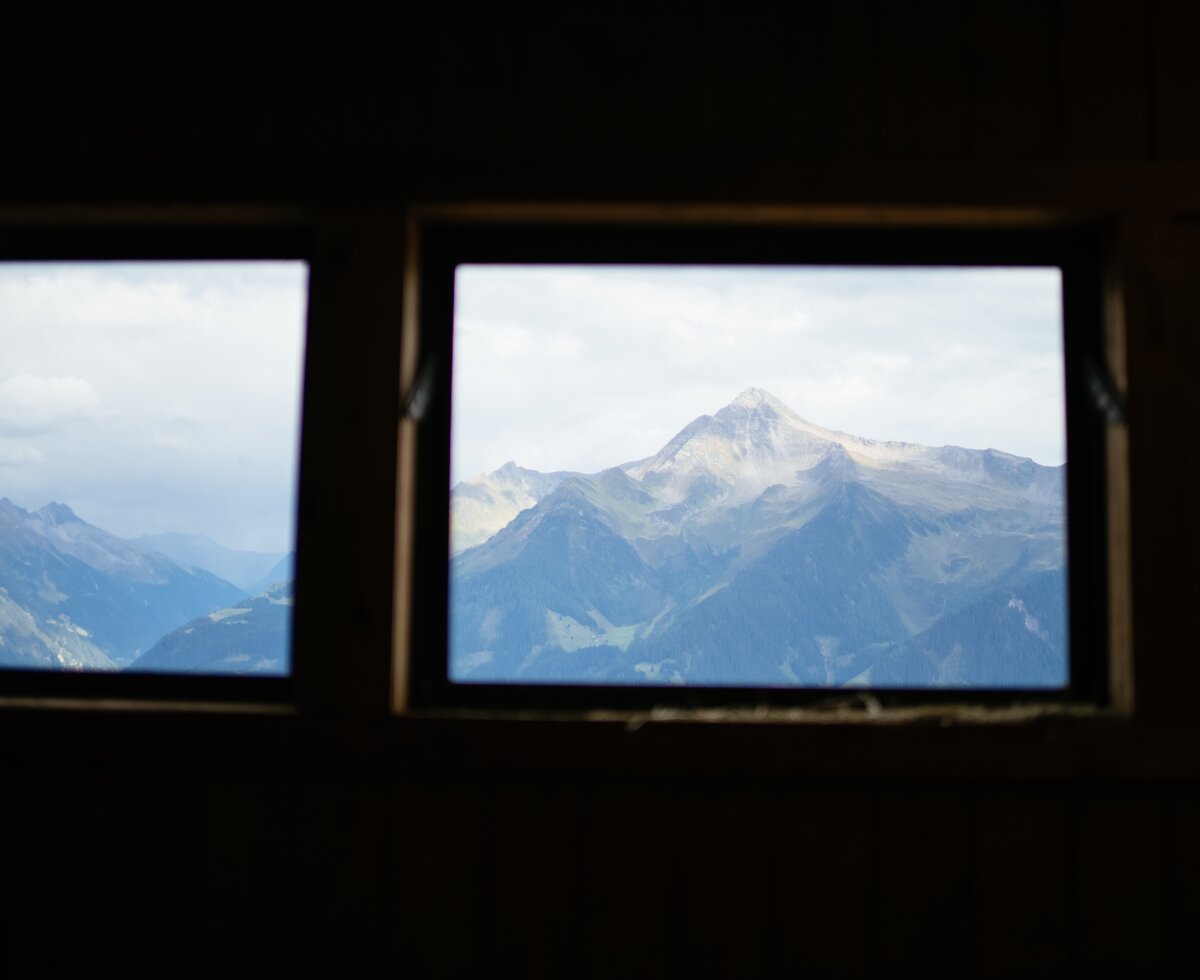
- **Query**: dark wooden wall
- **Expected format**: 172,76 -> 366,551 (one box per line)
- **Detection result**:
2,4 -> 1200,976
5,713 -> 1200,977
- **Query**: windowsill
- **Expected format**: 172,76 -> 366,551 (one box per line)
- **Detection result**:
0,693 -> 1109,725
382,706 -> 1167,782
405,699 -> 1113,727
3,695 -> 1189,783
0,695 -> 295,715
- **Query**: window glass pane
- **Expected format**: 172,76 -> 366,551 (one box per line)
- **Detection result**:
449,265 -> 1067,689
0,261 -> 306,675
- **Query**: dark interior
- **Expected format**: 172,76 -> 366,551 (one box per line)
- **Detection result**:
3,6 -> 1199,976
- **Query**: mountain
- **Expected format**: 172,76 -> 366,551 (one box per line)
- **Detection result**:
129,531 -> 286,591
0,499 -> 246,669
244,551 -> 294,597
449,388 -> 1067,688
0,587 -> 116,670
870,568 -> 1066,687
451,462 -> 576,554
127,581 -> 291,675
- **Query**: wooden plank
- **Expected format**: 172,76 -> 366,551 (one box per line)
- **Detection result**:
288,774 -> 388,975
966,1 -> 1058,158
194,774 -> 293,975
872,786 -> 972,975
411,7 -> 515,155
1119,216 -> 1184,718
774,3 -> 875,160
973,787 -> 1072,977
1148,0 -> 1200,158
873,0 -> 969,158
676,12 -> 791,161
1072,786 -> 1170,973
1169,788 -> 1200,970
565,11 -> 700,158
673,786 -> 775,977
775,786 -> 873,979
577,783 -> 675,980
2,769 -> 107,973
102,770 -> 202,965
387,777 -> 488,979
482,778 -> 582,979
509,13 -> 623,156
1164,225 -> 1200,704
1059,0 -> 1151,159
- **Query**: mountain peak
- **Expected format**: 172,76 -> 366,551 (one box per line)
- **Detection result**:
730,387 -> 787,411
493,461 -> 523,479
39,501 -> 80,525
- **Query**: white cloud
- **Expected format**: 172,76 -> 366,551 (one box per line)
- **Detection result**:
0,375 -> 98,436
451,265 -> 1066,484
0,444 -> 43,467
0,262 -> 307,551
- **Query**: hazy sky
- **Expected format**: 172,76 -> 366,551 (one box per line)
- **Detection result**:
452,264 -> 1065,485
0,262 -> 307,552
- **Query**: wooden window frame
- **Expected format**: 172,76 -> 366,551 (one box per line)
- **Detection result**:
0,203 -> 1133,726
394,203 -> 1130,716
0,213 -> 309,706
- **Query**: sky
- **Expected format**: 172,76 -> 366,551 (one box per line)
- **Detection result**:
451,264 -> 1066,486
0,262 -> 307,553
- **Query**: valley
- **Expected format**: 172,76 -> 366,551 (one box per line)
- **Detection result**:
0,498 -> 292,674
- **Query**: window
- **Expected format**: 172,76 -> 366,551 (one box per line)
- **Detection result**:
0,226 -> 308,701
402,215 -> 1113,710
0,211 -> 1119,716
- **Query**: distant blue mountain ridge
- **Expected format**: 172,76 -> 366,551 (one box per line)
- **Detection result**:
0,498 -> 290,674
129,531 -> 287,591
129,581 -> 292,674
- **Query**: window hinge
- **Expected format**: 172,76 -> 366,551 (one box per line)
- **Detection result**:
401,356 -> 437,423
1085,355 -> 1127,425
